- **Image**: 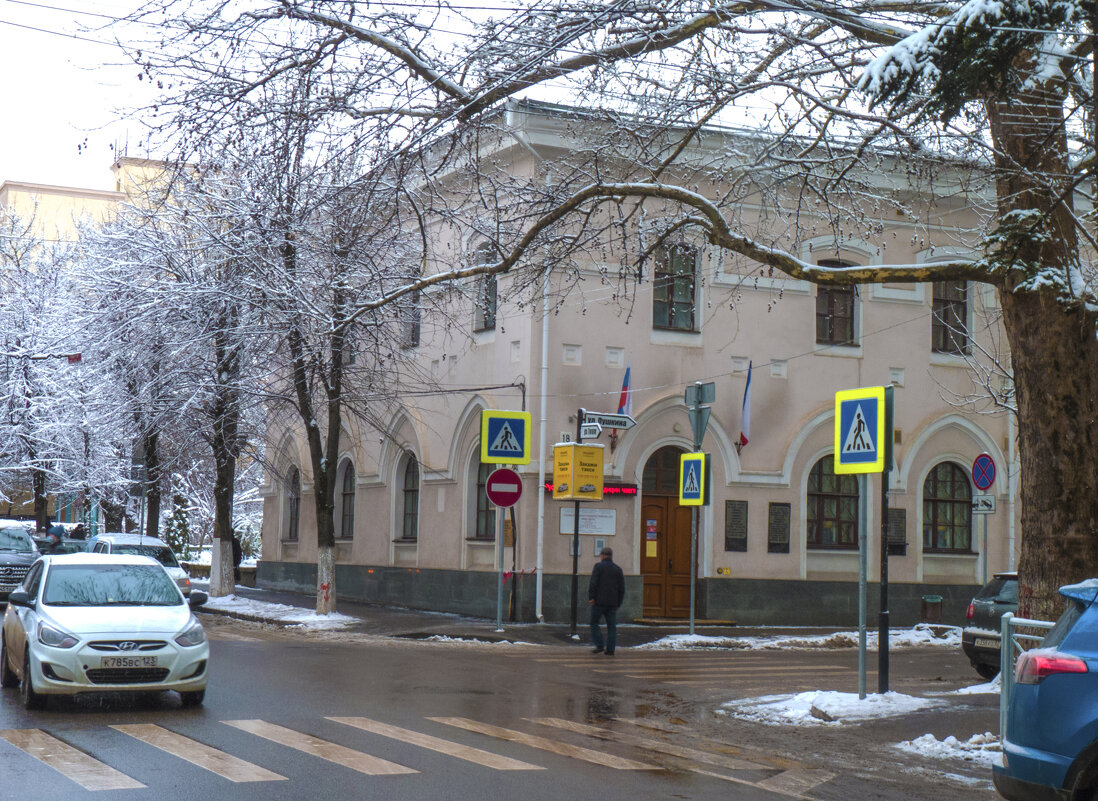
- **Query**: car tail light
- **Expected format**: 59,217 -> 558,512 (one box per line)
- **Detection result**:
1015,649 -> 1088,684
966,603 -> 975,620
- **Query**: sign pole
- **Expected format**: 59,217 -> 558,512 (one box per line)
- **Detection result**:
569,408 -> 583,639
689,507 -> 697,636
858,473 -> 868,700
878,386 -> 893,694
496,502 -> 505,632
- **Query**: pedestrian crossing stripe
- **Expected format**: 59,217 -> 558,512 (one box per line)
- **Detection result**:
481,410 -> 532,464
834,386 -> 887,474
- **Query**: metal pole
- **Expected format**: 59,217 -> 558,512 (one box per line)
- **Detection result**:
569,408 -> 583,638
878,387 -> 893,694
535,268 -> 550,622
689,507 -> 697,636
858,473 -> 868,699
495,503 -> 505,632
982,514 -> 989,585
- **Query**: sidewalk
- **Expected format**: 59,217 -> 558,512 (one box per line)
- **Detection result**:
192,581 -> 848,646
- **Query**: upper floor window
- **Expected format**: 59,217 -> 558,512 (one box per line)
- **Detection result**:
285,467 -> 300,542
338,460 -> 355,539
402,290 -> 421,348
653,244 -> 697,331
401,454 -> 419,541
473,244 -> 497,332
923,461 -> 972,552
807,455 -> 859,550
815,262 -> 857,346
932,281 -> 969,355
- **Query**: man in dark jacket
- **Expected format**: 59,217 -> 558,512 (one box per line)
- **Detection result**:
588,546 -> 625,655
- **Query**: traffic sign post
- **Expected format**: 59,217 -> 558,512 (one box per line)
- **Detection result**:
684,381 -> 715,637
485,467 -> 523,633
972,453 -> 997,584
481,411 -> 532,465
834,385 -> 894,694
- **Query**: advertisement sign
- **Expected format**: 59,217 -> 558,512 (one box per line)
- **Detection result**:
552,443 -> 604,501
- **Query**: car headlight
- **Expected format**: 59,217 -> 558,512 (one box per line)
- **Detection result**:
37,621 -> 79,649
175,617 -> 206,647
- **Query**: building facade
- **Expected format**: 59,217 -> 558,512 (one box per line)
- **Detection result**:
258,104 -> 1015,627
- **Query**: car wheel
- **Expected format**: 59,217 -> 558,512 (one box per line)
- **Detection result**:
974,662 -> 1000,680
0,635 -> 18,688
20,652 -> 45,710
179,689 -> 204,707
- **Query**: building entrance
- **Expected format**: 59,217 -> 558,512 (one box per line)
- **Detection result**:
639,446 -> 692,618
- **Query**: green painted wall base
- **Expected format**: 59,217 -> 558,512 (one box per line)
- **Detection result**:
257,562 -> 978,627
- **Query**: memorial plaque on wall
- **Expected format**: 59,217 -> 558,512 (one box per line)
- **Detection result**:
887,508 -> 907,556
768,502 -> 791,554
725,500 -> 748,552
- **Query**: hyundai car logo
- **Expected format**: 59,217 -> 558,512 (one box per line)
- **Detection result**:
118,642 -> 137,651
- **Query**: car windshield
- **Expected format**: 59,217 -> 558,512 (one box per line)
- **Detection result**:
976,577 -> 1017,602
42,564 -> 182,606
0,527 -> 34,553
111,544 -> 179,568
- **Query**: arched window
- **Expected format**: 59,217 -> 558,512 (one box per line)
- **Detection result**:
642,446 -> 686,494
807,455 -> 859,549
923,462 -> 972,552
473,457 -> 494,540
285,467 -> 300,542
401,454 -> 419,540
338,460 -> 356,539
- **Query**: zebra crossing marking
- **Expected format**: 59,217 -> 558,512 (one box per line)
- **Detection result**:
223,720 -> 417,776
0,728 -> 145,791
758,767 -> 837,795
428,717 -> 658,770
328,717 -> 544,771
112,723 -> 286,782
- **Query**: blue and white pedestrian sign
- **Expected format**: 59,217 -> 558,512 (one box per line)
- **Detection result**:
480,410 -> 532,465
679,452 -> 710,506
834,387 -> 887,475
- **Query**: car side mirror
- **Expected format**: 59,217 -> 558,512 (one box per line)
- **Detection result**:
7,590 -> 31,608
188,591 -> 208,608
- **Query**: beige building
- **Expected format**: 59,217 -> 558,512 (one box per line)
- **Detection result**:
258,103 -> 1016,626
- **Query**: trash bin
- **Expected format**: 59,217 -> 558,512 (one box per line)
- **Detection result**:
921,594 -> 943,624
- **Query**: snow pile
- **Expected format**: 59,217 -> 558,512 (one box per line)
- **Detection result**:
895,732 -> 1002,767
639,624 -> 960,651
953,673 -> 1000,695
720,690 -> 943,726
200,594 -> 357,630
421,635 -> 535,646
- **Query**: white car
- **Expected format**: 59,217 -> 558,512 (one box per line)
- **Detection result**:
0,553 -> 209,709
86,533 -> 192,596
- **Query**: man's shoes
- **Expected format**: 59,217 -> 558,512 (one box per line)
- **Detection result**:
604,651 -> 615,656
591,647 -> 604,654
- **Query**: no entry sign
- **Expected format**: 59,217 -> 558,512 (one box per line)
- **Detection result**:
972,453 -> 996,491
486,467 -> 523,508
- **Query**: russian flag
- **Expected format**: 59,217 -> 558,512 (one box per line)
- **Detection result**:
737,361 -> 752,453
617,362 -> 633,416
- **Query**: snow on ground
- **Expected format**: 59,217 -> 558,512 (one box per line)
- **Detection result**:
719,690 -> 944,726
951,674 -> 1000,694
200,594 -> 356,630
420,635 -> 536,646
894,732 -> 1002,767
638,624 -> 960,651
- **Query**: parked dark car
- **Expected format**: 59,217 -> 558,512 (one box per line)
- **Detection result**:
32,537 -> 87,556
994,579 -> 1098,801
0,526 -> 39,605
961,571 -> 1018,679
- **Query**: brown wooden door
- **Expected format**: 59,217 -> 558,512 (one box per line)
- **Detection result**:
640,495 -> 695,618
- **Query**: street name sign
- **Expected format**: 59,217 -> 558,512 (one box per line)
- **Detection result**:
583,411 -> 636,430
485,468 -> 523,508
679,452 -> 710,507
834,386 -> 887,475
481,410 -> 532,464
580,422 -> 602,440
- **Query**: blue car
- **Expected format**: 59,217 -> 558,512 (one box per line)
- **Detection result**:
995,579 -> 1098,801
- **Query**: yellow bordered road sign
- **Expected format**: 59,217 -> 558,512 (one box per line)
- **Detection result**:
481,410 -> 532,465
834,387 -> 886,474
679,452 -> 709,506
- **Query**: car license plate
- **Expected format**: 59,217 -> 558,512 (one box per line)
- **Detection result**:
100,655 -> 158,669
974,637 -> 1000,649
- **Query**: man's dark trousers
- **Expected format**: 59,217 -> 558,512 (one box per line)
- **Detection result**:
590,604 -> 617,654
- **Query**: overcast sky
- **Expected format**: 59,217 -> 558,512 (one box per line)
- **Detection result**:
0,0 -> 148,190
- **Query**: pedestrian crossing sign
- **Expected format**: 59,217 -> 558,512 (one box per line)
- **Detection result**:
481,410 -> 532,464
679,452 -> 710,506
834,386 -> 887,474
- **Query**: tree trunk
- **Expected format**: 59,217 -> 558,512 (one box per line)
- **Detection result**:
208,441 -> 237,597
100,498 -> 125,533
317,544 -> 336,614
988,84 -> 1098,621
143,430 -> 161,539
31,465 -> 47,532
